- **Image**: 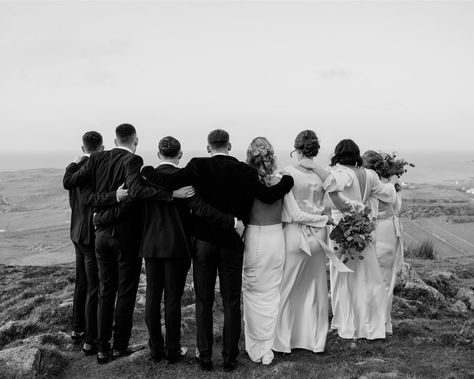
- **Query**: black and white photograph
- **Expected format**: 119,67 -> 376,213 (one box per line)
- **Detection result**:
0,1 -> 473,378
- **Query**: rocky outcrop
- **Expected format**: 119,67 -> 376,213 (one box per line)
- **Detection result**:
0,344 -> 68,378
455,287 -> 474,310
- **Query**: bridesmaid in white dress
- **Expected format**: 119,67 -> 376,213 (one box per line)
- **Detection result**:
312,139 -> 397,340
242,137 -> 329,365
273,130 -> 333,354
362,150 -> 404,334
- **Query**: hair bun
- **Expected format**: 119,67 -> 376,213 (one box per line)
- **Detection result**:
302,139 -> 320,157
294,130 -> 320,158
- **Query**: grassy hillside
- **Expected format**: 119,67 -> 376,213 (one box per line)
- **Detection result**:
0,257 -> 473,379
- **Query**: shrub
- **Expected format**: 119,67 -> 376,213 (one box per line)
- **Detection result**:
405,240 -> 437,260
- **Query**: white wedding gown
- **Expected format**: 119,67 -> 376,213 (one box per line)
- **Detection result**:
323,164 -> 396,340
243,172 -> 328,362
273,165 -> 331,353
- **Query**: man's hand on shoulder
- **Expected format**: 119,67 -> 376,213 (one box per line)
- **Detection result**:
73,155 -> 87,164
234,220 -> 245,238
172,186 -> 195,199
116,183 -> 129,202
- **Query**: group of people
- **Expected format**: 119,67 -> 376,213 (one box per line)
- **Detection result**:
63,124 -> 404,372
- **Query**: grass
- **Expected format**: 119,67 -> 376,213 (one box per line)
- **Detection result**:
0,258 -> 473,378
404,239 -> 437,260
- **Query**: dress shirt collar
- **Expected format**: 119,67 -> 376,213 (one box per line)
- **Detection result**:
158,161 -> 178,168
115,146 -> 134,154
211,153 -> 230,157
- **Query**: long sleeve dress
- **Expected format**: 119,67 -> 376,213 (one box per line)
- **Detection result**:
273,165 -> 331,353
374,178 -> 404,334
242,173 -> 328,363
323,164 -> 396,340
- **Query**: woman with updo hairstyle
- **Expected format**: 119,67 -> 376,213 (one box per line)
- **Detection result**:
302,138 -> 397,340
362,150 -> 404,335
273,130 -> 334,355
242,137 -> 329,365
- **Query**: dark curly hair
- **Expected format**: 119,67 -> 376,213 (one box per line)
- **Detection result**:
294,130 -> 320,158
362,150 -> 385,177
330,139 -> 364,167
159,136 -> 181,158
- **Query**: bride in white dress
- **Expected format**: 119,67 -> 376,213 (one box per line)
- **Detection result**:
320,140 -> 396,340
362,150 -> 404,334
242,136 -> 329,365
273,130 -> 334,354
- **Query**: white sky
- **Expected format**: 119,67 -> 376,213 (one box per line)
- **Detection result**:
1,1 -> 474,154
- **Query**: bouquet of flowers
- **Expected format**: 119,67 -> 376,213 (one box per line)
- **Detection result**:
372,152 -> 415,179
329,208 -> 376,263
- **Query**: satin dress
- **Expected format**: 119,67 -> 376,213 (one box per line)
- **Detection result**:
273,165 -> 330,353
375,180 -> 404,334
323,165 -> 396,340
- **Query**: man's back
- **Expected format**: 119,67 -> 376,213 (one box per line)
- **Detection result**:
188,155 -> 250,248
140,164 -> 191,259
86,148 -> 145,244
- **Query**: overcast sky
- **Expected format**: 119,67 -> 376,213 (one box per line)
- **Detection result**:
1,1 -> 473,154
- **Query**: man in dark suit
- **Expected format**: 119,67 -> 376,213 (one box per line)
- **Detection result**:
141,129 -> 294,372
141,136 -> 244,364
63,124 -> 181,364
63,131 -> 112,355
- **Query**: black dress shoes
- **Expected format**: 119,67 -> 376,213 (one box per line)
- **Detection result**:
112,344 -> 145,360
165,346 -> 188,364
97,351 -> 111,364
223,359 -> 238,372
82,343 -> 96,356
70,331 -> 84,344
196,356 -> 213,371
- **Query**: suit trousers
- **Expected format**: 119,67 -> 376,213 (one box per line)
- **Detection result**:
95,230 -> 142,352
193,239 -> 244,363
72,241 -> 99,345
144,257 -> 191,359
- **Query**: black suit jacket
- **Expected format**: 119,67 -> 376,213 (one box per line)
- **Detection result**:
140,164 -> 235,259
142,155 -> 294,249
64,158 -> 96,245
63,148 -> 172,247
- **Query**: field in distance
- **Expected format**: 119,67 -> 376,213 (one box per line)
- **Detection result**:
400,183 -> 474,258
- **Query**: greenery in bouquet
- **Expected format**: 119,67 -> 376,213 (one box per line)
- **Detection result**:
372,152 -> 415,179
329,208 -> 376,263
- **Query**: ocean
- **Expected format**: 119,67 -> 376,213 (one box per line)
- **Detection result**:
0,149 -> 473,185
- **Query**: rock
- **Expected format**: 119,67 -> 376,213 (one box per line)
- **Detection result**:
59,299 -> 73,308
451,300 -> 468,314
0,346 -> 41,377
395,263 -> 425,290
402,282 -> 445,303
431,271 -> 455,281
425,271 -> 458,297
455,287 -> 474,309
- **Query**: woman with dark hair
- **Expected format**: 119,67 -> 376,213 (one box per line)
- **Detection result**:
362,150 -> 404,335
242,137 -> 328,365
272,130 -> 334,354
318,139 -> 396,340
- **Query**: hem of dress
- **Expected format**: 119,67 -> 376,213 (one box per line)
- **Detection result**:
272,345 -> 325,354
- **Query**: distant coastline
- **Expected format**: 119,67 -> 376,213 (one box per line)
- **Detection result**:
0,150 -> 472,185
